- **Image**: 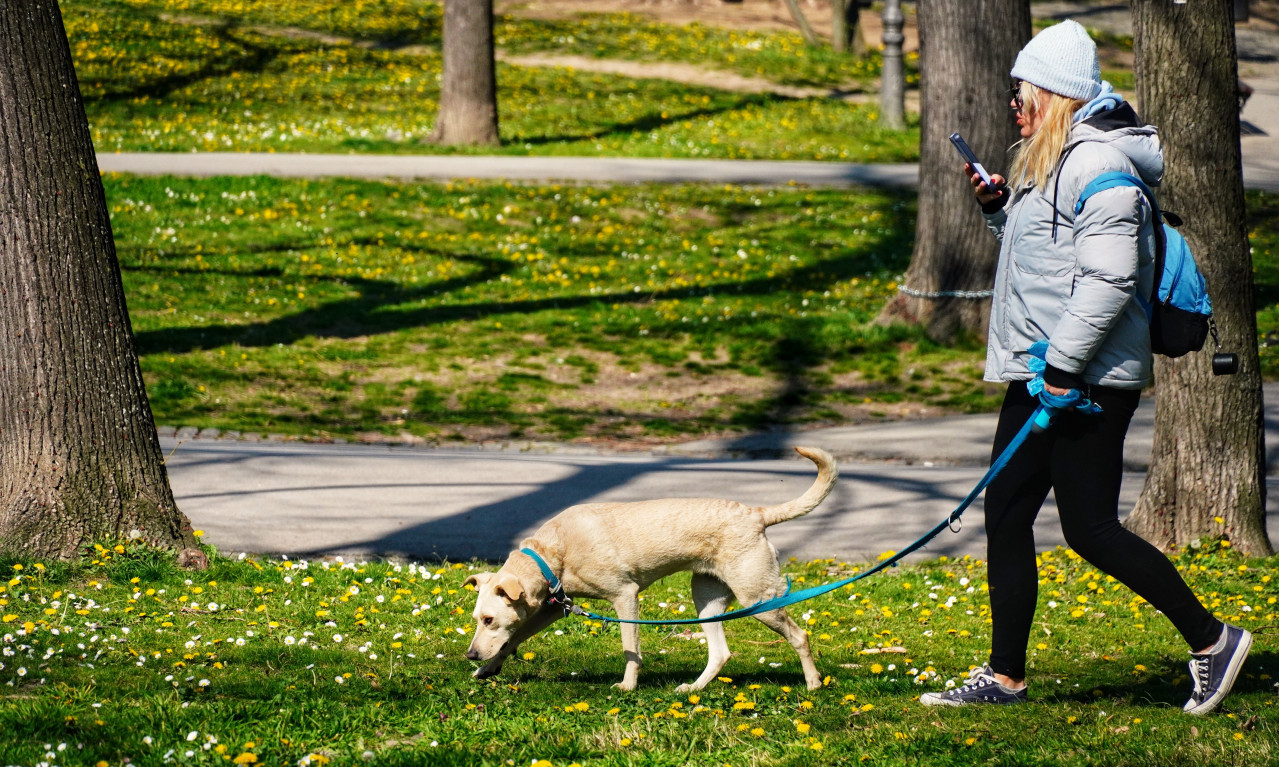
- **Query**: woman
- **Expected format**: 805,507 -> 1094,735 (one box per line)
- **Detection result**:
919,20 -> 1251,714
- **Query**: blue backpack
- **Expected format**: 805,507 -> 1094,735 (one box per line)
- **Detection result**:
1074,171 -> 1212,358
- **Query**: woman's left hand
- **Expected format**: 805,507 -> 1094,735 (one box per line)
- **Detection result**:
1043,383 -> 1073,397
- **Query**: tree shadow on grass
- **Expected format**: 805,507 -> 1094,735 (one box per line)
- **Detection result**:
515,92 -> 782,147
131,191 -> 915,355
85,17 -> 282,107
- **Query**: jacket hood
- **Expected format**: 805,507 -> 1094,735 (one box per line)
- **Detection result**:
1067,102 -> 1164,187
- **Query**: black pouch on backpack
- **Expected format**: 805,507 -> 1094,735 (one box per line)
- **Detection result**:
1150,302 -> 1210,358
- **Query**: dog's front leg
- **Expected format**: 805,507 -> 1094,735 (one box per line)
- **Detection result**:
474,603 -> 563,680
611,587 -> 642,691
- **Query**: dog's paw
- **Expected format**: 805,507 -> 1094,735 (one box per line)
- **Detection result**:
611,680 -> 637,692
674,682 -> 705,694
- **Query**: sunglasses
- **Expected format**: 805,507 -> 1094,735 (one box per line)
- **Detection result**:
1009,79 -> 1025,110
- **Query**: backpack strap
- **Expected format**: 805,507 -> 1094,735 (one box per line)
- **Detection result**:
1074,170 -> 1157,219
1073,170 -> 1164,309
1049,142 -> 1085,242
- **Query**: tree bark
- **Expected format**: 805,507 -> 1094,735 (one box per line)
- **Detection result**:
0,0 -> 198,559
878,0 -> 1030,342
1126,0 -> 1271,555
430,0 -> 500,146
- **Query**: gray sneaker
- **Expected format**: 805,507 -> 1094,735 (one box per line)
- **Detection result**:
1184,623 -> 1252,715
920,665 -> 1028,707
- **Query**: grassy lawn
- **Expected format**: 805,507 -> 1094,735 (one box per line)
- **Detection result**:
109,173 -> 1004,445
92,0 -> 909,90
106,173 -> 1279,445
64,0 -> 919,161
0,540 -> 1274,766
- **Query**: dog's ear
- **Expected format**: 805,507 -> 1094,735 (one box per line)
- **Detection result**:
493,573 -> 525,603
464,572 -> 494,590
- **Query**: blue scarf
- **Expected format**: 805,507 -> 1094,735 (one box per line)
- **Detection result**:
1074,81 -> 1124,122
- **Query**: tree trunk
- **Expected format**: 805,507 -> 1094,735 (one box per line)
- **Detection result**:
430,0 -> 500,146
1126,0 -> 1271,556
878,0 -> 1030,342
0,0 -> 199,560
783,0 -> 822,47
831,0 -> 866,55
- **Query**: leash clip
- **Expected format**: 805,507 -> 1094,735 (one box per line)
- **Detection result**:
948,514 -> 963,534
547,589 -> 576,618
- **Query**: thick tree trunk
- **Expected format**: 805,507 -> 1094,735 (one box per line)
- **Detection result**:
0,0 -> 198,559
878,0 -> 1030,342
430,0 -> 500,146
1127,1 -> 1271,555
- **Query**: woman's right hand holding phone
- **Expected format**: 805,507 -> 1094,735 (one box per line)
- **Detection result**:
965,163 -> 1006,205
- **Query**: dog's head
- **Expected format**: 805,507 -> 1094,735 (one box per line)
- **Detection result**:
463,570 -> 535,662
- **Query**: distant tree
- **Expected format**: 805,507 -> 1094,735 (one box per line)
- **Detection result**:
0,0 -> 202,560
783,0 -> 822,46
1125,0 -> 1271,555
430,0 -> 500,146
877,0 -> 1030,341
830,0 -> 867,55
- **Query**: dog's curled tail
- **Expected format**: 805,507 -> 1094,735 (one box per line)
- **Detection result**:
758,446 -> 838,528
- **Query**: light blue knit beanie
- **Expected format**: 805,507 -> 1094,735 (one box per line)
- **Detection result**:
1010,20 -> 1102,101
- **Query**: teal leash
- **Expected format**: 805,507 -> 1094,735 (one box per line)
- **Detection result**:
521,406 -> 1044,627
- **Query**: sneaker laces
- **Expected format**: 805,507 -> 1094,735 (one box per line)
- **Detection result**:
956,666 -> 998,691
1188,654 -> 1211,700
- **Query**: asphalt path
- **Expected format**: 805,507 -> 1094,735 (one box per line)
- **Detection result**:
163,385 -> 1279,565
97,151 -> 1279,191
164,438 -> 1131,564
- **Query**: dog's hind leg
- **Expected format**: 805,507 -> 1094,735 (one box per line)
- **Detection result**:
751,606 -> 823,691
723,550 -> 823,691
676,573 -> 734,693
611,585 -> 643,691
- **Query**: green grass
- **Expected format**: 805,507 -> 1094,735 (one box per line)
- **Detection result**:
108,173 -> 1002,444
106,173 -> 1279,444
64,0 -> 920,161
1,539 -> 1275,766
89,0 -> 912,90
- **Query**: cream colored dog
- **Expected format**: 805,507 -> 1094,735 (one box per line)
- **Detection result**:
464,446 -> 837,691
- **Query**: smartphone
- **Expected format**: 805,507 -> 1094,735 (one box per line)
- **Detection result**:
949,132 -> 994,188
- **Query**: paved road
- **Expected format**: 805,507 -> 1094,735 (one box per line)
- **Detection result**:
166,384 -> 1279,564
97,149 -> 1279,191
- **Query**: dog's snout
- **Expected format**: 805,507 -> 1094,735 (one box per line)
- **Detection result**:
465,648 -> 480,661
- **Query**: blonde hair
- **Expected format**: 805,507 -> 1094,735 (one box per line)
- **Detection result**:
1008,81 -> 1088,190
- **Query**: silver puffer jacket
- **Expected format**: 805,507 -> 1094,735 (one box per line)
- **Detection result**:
983,103 -> 1162,390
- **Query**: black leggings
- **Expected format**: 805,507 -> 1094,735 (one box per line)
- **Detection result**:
984,381 -> 1222,680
